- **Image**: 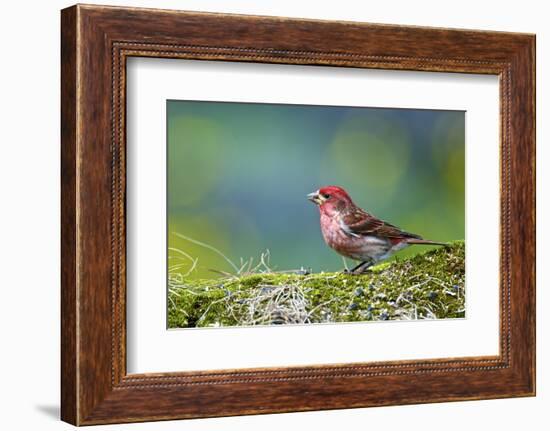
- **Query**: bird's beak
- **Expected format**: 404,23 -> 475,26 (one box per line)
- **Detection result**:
307,191 -> 325,205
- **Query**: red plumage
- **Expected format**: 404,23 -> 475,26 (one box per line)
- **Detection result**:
307,185 -> 446,273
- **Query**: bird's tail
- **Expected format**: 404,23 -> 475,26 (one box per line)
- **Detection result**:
406,238 -> 448,247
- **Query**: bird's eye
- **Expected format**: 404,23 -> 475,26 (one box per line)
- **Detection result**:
323,194 -> 331,199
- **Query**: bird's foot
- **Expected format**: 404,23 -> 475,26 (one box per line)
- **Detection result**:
344,260 -> 374,275
353,267 -> 373,275
341,267 -> 372,275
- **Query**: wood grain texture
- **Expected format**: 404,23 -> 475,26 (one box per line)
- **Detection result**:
60,5 -> 78,425
60,4 -> 536,425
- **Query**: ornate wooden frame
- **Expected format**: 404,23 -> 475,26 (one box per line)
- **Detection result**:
61,4 -> 535,425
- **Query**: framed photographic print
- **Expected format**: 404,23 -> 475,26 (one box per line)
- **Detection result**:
61,4 -> 535,425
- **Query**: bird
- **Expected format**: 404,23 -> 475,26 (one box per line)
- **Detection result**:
307,185 -> 447,273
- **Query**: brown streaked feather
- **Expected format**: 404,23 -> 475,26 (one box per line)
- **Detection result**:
406,238 -> 448,246
342,208 -> 422,240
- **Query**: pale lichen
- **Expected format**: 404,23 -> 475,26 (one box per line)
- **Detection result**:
168,241 -> 465,328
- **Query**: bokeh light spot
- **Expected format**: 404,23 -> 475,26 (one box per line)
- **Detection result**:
168,115 -> 224,208
323,113 -> 411,208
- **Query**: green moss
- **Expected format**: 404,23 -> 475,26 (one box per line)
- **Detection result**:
168,241 -> 465,328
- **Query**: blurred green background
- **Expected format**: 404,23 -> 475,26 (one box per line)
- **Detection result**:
167,100 -> 464,280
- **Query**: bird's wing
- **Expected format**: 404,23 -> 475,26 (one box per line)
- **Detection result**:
341,208 -> 421,240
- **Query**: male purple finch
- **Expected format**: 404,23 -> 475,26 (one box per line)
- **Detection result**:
307,185 -> 447,273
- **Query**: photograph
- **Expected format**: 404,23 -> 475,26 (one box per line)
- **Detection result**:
167,100 -> 466,328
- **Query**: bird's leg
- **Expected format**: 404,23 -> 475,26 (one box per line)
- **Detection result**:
349,261 -> 367,273
356,261 -> 374,274
342,261 -> 365,274
348,260 -> 373,274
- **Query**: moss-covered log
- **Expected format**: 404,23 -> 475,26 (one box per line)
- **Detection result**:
168,241 -> 465,328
